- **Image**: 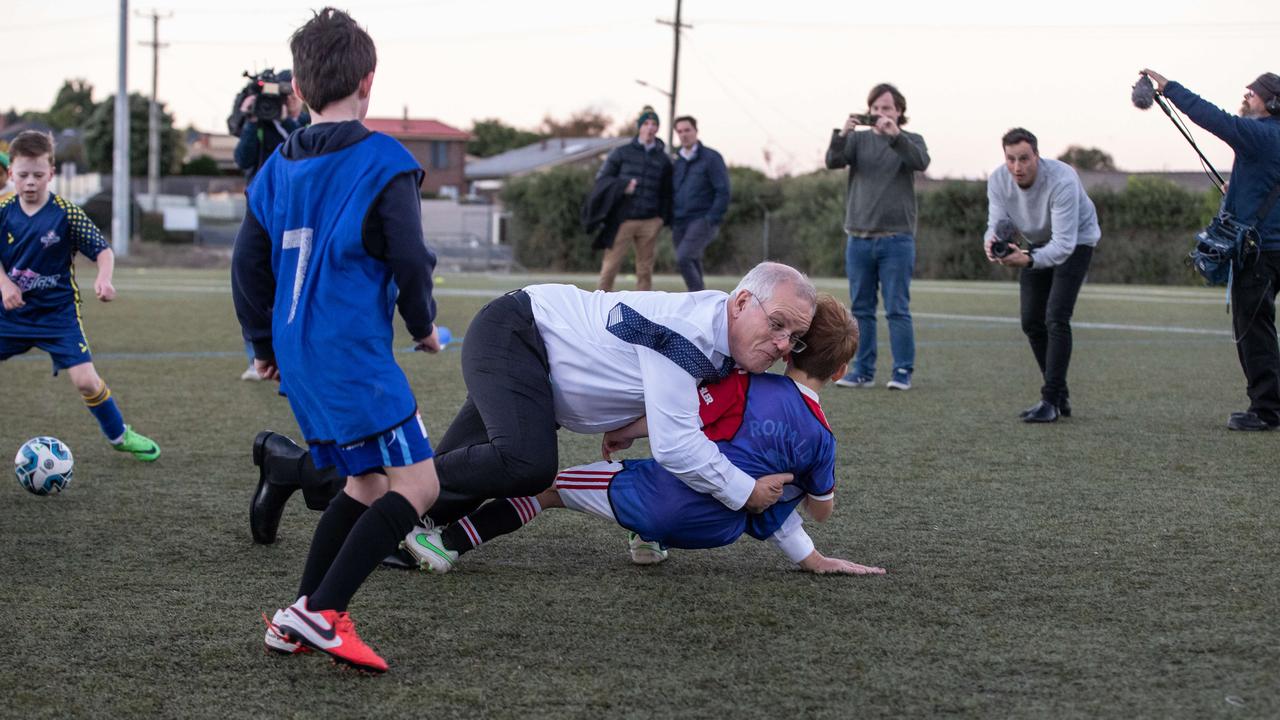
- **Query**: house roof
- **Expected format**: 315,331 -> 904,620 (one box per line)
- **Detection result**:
465,136 -> 630,180
363,118 -> 469,141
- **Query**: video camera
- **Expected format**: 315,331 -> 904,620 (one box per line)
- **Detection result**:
990,219 -> 1021,259
226,68 -> 294,136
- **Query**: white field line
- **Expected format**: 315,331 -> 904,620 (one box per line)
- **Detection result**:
915,312 -> 1230,336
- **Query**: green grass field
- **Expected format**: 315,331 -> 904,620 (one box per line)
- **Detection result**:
2,265 -> 1277,719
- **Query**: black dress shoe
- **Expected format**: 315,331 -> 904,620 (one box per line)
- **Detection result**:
250,431 -> 307,545
1022,400 -> 1059,423
1227,411 -> 1279,431
380,547 -> 419,571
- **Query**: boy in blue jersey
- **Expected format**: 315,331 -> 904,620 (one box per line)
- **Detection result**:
233,8 -> 444,674
0,131 -> 159,461
404,295 -> 886,576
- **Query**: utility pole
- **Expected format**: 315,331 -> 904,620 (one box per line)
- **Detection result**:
137,8 -> 171,210
656,0 -> 691,151
112,0 -> 131,257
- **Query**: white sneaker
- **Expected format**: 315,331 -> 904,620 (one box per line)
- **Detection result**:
263,608 -> 304,655
240,366 -> 263,381
401,526 -> 458,573
628,532 -> 669,565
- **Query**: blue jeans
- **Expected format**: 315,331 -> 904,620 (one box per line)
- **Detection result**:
845,234 -> 915,378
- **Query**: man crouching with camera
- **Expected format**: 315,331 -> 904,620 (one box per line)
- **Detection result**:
984,128 -> 1101,423
1142,69 -> 1280,432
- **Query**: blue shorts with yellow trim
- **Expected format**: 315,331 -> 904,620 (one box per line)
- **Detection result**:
0,326 -> 92,375
309,412 -> 435,478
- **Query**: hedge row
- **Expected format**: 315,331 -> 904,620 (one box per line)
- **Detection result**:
501,165 -> 1220,285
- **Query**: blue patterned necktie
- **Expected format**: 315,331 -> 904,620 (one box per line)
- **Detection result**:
606,302 -> 735,381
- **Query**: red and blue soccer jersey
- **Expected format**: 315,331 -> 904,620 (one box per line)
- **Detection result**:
0,194 -> 108,337
608,371 -> 837,549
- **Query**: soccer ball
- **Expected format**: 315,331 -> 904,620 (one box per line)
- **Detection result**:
14,437 -> 74,496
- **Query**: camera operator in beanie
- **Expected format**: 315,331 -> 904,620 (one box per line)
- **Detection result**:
595,105 -> 672,291
234,69 -> 310,181
984,128 -> 1100,424
1142,69 -> 1280,431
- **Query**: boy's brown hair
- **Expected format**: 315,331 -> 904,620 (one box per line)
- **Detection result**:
8,130 -> 55,164
289,7 -> 377,113
791,294 -> 858,380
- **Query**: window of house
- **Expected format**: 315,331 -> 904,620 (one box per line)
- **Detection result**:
431,141 -> 449,169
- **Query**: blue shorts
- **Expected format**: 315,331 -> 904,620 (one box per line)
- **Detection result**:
309,412 -> 435,478
0,327 -> 92,375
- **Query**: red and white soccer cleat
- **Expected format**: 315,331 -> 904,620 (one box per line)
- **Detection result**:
273,596 -> 389,673
263,609 -> 308,655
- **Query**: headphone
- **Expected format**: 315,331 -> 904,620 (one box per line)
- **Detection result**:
1267,93 -> 1280,116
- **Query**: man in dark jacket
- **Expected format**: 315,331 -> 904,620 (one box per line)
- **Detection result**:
1143,68 -> 1280,431
233,69 -> 310,181
595,105 -> 673,291
672,115 -> 731,291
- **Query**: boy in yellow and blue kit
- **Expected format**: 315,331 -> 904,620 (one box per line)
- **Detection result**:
0,131 -> 159,461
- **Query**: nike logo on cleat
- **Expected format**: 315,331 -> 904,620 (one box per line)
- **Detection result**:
293,609 -> 338,643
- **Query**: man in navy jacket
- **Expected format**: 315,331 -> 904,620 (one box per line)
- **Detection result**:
1144,68 -> 1280,431
672,115 -> 731,291
595,106 -> 673,291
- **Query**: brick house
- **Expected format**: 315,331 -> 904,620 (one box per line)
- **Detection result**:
363,116 -> 470,197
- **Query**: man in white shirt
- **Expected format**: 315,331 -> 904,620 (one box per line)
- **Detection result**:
984,128 -> 1101,424
424,261 -> 817,527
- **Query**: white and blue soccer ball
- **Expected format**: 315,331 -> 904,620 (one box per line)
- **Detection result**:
14,437 -> 74,496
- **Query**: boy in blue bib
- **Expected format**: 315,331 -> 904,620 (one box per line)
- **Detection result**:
232,8 -> 444,674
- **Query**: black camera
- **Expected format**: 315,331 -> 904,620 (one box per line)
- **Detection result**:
849,113 -> 879,126
227,68 -> 293,135
991,219 -> 1020,259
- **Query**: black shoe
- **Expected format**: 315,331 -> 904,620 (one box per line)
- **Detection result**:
1022,400 -> 1059,423
250,431 -> 307,545
1227,411 -> 1279,431
380,547 -> 419,571
1059,397 -> 1071,418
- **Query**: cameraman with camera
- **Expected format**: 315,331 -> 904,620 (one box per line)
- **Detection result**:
1141,69 -> 1280,431
984,128 -> 1100,424
826,83 -> 930,392
231,68 -> 309,181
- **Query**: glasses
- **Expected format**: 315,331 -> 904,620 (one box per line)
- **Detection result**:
750,295 -> 807,353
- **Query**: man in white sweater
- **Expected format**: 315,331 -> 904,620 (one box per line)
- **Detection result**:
983,128 -> 1100,423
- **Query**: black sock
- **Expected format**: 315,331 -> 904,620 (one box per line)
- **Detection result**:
297,491 -> 367,600
442,497 -> 541,555
308,491 -> 419,613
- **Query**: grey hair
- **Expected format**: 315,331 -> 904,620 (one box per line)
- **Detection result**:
731,261 -> 817,309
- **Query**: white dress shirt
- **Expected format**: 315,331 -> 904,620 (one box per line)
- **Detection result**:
524,284 -> 755,510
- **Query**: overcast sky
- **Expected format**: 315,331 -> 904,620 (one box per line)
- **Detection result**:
9,0 -> 1276,178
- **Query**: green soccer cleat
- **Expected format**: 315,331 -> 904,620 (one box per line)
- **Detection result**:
112,426 -> 161,462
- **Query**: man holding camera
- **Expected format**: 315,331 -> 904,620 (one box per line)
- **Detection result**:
826,83 -> 930,392
1141,69 -> 1280,431
984,128 -> 1100,424
233,69 -> 309,181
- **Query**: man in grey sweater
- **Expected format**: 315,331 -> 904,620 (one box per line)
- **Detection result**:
984,128 -> 1100,423
826,83 -> 930,391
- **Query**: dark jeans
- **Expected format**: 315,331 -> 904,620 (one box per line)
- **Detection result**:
427,291 -> 560,525
1231,250 -> 1280,424
1019,244 -> 1094,405
672,218 -> 719,291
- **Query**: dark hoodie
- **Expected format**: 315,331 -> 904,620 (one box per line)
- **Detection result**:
232,121 -> 437,361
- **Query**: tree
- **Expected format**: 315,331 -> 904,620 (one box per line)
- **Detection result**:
81,93 -> 183,176
1057,145 -> 1116,172
46,79 -> 96,130
540,108 -> 614,138
468,118 -> 545,158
